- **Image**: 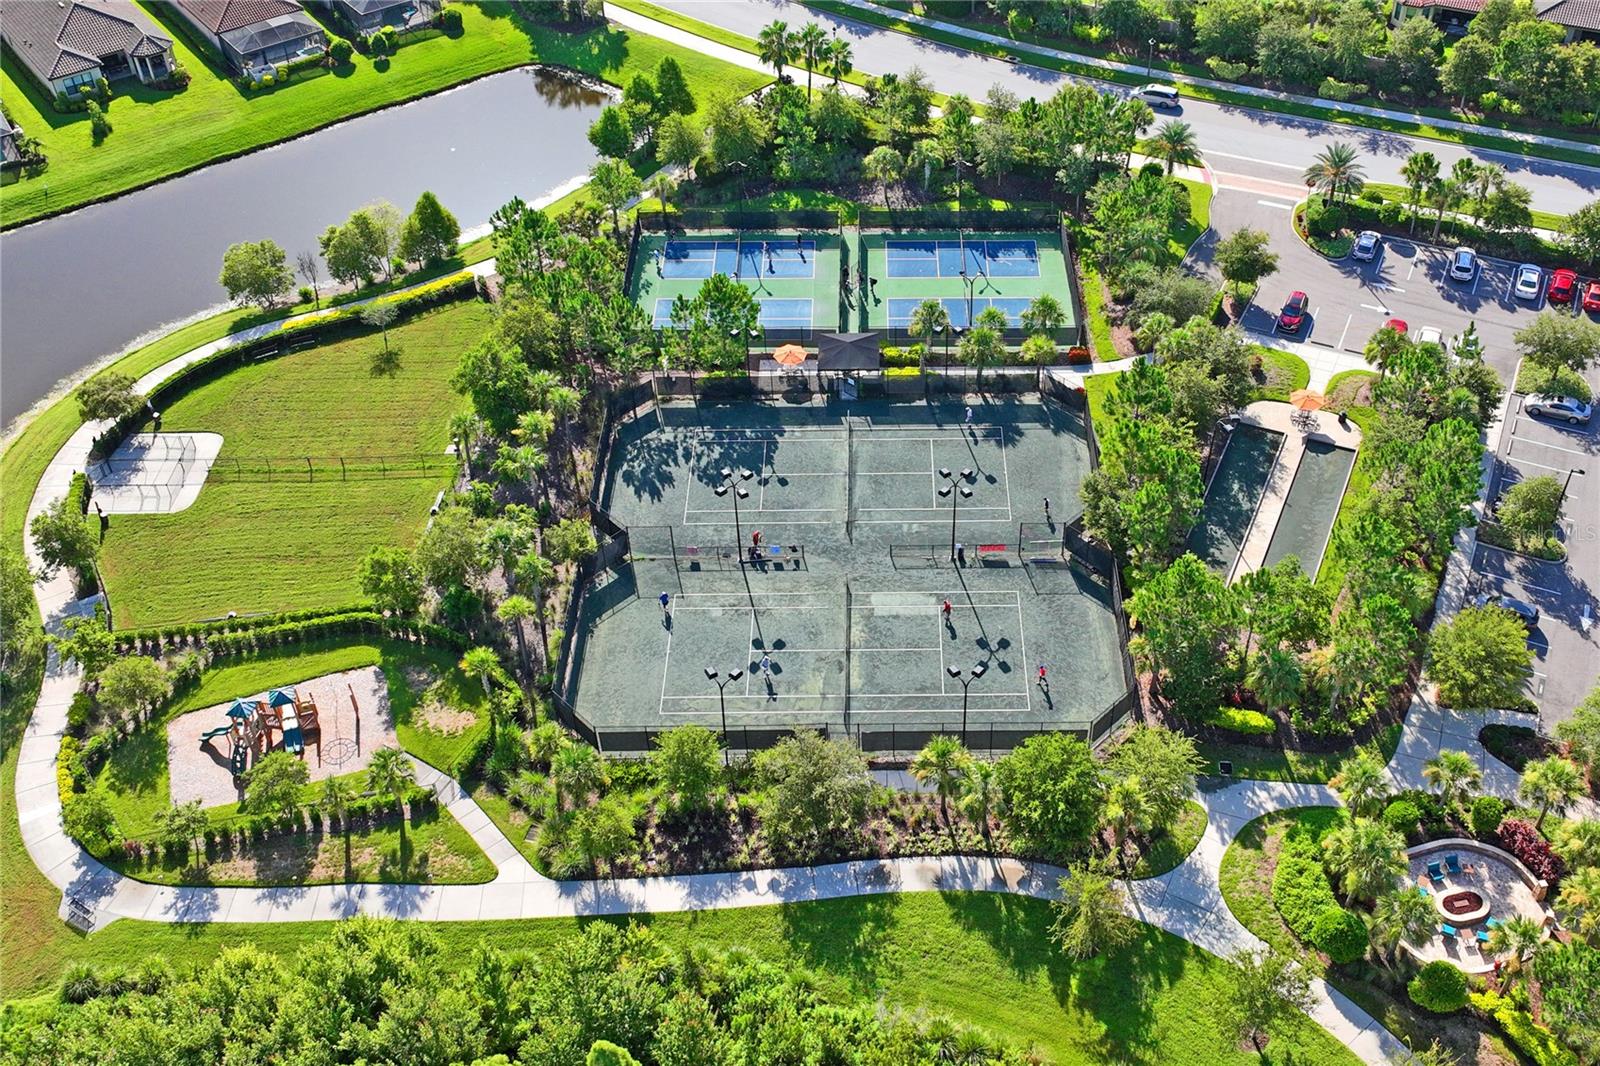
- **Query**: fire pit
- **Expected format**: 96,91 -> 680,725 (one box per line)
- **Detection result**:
1437,889 -> 1489,924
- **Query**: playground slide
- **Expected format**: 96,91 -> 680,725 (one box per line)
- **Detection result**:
198,725 -> 232,744
282,724 -> 304,755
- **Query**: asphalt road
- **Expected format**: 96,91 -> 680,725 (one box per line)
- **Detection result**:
1476,397 -> 1599,728
662,0 -> 1600,215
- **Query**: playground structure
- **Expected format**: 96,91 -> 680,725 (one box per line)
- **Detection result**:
199,687 -> 322,778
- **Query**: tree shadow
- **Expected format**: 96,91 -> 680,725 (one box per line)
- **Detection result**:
369,344 -> 403,377
778,891 -> 902,994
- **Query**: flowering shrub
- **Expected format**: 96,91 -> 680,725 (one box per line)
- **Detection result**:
1498,818 -> 1564,883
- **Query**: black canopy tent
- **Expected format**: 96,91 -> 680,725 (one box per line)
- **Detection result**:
815,332 -> 881,373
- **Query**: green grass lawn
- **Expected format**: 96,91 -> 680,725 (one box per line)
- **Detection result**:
1126,800 -> 1207,879
1195,721 -> 1401,783
1251,347 -> 1311,402
95,299 -> 491,627
1364,183 -> 1569,234
0,889 -> 1359,1064
1169,178 -> 1211,263
104,802 -> 495,887
1217,806 -> 1346,966
95,638 -> 488,837
1315,403 -> 1379,592
0,3 -> 768,227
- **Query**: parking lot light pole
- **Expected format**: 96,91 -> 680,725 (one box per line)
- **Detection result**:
938,467 -> 974,562
705,666 -> 745,765
946,662 -> 988,744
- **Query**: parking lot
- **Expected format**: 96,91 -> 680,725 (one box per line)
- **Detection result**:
1473,395 -> 1599,728
1207,189 -> 1597,384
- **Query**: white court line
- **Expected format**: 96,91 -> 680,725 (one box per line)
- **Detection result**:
1001,426 -> 1013,516
857,505 -> 1012,512
668,604 -> 835,612
930,440 -> 938,504
657,614 -> 674,717
855,469 -> 958,476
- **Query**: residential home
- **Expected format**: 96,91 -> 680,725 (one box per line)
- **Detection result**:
1533,0 -> 1600,42
1390,0 -> 1600,39
168,0 -> 327,73
0,111 -> 22,168
0,0 -> 175,98
319,0 -> 440,34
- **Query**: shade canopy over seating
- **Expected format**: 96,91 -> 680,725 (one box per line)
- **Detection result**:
816,331 -> 880,372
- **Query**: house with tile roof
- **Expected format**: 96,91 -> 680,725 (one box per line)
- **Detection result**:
1390,0 -> 1600,40
316,0 -> 440,35
168,0 -> 327,74
0,0 -> 175,99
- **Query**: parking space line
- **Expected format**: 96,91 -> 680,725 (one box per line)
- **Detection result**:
1503,579 -> 1566,596
1505,457 -> 1583,475
1509,434 -> 1592,457
1336,314 -> 1351,351
1527,639 -> 1550,652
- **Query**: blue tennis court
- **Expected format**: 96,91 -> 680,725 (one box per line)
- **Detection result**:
660,239 -> 818,280
885,239 -> 1040,278
654,297 -> 815,329
886,296 -> 1034,329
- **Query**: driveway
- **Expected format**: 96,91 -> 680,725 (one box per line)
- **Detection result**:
1474,395 -> 1600,727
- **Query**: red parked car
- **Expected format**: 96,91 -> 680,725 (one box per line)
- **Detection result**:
1385,318 -> 1409,335
1278,291 -> 1309,333
1584,280 -> 1600,313
1548,269 -> 1578,305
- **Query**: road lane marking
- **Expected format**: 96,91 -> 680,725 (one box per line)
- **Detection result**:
1359,303 -> 1390,314
1256,199 -> 1293,209
1204,150 -> 1306,170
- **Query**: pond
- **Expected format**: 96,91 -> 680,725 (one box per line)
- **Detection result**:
0,67 -> 606,427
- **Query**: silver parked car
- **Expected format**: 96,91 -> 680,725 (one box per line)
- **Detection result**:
1514,263 -> 1543,301
1449,247 -> 1478,281
1352,230 -> 1381,261
1524,394 -> 1593,424
1474,591 -> 1540,628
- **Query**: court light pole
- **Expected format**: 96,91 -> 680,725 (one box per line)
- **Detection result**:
714,466 -> 755,554
946,661 -> 987,745
705,666 -> 745,765
938,467 -> 974,562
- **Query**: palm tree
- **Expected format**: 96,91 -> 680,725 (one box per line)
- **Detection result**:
1555,818 -> 1600,870
649,172 -> 676,232
823,36 -> 853,86
1302,142 -> 1366,204
319,775 -> 357,877
907,298 -> 949,369
552,742 -> 607,811
1331,751 -> 1389,817
1148,120 -> 1200,176
1468,162 -> 1504,227
1487,915 -> 1546,992
449,412 -> 483,478
863,145 -> 903,210
366,746 -> 417,854
1020,294 -> 1065,335
1422,750 -> 1482,819
958,760 -> 1001,842
1102,775 -> 1151,865
910,734 -> 972,826
1557,866 -> 1600,945
1371,889 -> 1438,969
1248,645 -> 1302,717
496,595 -> 536,673
906,138 -> 945,191
1399,151 -> 1439,234
1323,818 -> 1407,903
542,383 -> 583,489
1425,178 -> 1462,240
1050,859 -> 1136,960
796,21 -> 827,100
966,306 -> 1009,388
515,550 -> 555,655
459,646 -> 501,699
756,20 -> 794,81
1519,756 -> 1585,829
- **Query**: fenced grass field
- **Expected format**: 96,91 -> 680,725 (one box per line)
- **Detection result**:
94,301 -> 487,628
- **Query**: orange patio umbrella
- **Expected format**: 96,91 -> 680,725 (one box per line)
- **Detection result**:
1289,389 -> 1326,412
771,343 -> 808,367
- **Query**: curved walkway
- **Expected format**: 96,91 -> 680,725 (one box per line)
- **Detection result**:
27,290 -> 1587,1064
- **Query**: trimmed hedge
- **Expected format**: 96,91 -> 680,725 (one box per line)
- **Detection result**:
1310,907 -> 1369,964
115,603 -> 376,653
1382,799 -> 1422,840
1471,795 -> 1507,839
1410,960 -> 1468,1013
199,613 -> 468,660
1270,820 -> 1343,948
1207,705 -> 1275,735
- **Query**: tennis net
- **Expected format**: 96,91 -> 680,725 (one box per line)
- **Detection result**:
842,580 -> 853,722
845,416 -> 856,543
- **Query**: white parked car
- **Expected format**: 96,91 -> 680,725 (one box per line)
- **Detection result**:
1351,230 -> 1381,261
1412,326 -> 1450,359
1449,247 -> 1478,282
1524,394 -> 1593,425
1513,263 -> 1543,301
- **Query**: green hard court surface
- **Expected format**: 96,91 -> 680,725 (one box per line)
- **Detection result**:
568,397 -> 1126,739
1187,424 -> 1283,576
1264,440 -> 1357,578
862,231 -> 1077,333
630,230 -> 843,332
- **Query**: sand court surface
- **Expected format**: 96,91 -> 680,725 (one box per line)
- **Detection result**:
166,667 -> 397,809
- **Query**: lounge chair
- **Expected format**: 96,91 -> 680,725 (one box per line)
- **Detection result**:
1445,854 -> 1463,875
1427,861 -> 1446,883
1417,886 -> 1430,897
1441,924 -> 1458,938
1486,916 -> 1501,930
1476,930 -> 1491,944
